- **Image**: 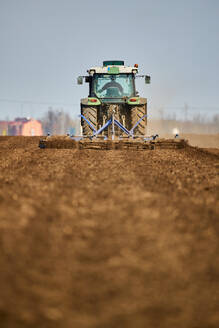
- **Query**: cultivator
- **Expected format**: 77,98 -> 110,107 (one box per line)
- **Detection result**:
39,107 -> 187,150
39,60 -> 188,150
39,136 -> 187,150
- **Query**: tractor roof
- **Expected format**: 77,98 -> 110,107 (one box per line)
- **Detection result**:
87,61 -> 138,75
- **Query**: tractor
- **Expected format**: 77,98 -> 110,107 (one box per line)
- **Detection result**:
77,60 -> 150,138
39,61 -> 187,149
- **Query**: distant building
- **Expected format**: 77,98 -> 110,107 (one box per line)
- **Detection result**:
0,121 -> 8,135
0,118 -> 43,136
21,119 -> 43,136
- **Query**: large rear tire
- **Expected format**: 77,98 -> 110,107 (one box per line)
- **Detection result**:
81,106 -> 98,136
131,105 -> 147,136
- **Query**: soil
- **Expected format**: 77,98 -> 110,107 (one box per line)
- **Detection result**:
170,133 -> 219,149
0,136 -> 219,328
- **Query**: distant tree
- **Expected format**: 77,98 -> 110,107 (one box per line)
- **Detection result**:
212,114 -> 219,133
41,108 -> 77,135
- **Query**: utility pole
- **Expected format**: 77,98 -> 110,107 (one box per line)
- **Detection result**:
20,103 -> 24,118
184,103 -> 188,121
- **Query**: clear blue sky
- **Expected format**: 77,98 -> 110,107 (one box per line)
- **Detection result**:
0,0 -> 219,120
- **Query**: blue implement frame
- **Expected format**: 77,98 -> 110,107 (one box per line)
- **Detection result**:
79,113 -> 151,140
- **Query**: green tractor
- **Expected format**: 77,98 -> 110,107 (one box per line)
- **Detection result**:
39,61 -> 187,149
77,60 -> 151,137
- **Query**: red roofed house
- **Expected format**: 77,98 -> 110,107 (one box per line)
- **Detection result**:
9,118 -> 43,136
0,118 -> 43,136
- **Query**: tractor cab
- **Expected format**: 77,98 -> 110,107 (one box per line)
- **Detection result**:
92,73 -> 135,102
77,60 -> 150,104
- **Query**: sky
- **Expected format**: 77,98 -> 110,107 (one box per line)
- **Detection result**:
0,0 -> 219,120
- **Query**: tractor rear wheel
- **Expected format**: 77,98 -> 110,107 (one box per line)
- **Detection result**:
131,105 -> 147,136
81,106 -> 97,136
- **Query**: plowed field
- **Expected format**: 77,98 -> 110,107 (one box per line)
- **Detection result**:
0,136 -> 219,328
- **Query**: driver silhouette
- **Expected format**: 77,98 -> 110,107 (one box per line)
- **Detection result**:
99,80 -> 123,94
